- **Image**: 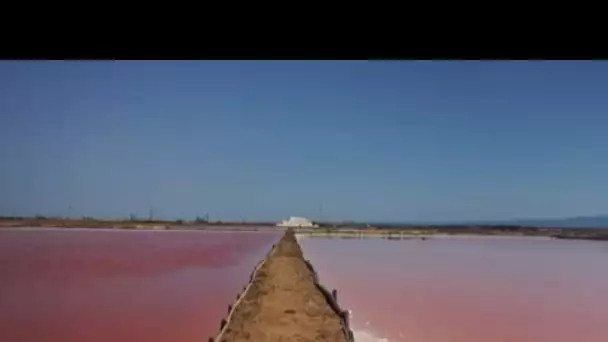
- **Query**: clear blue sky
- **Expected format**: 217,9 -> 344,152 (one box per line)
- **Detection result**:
1,61 -> 607,222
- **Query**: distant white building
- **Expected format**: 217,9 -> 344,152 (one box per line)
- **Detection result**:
277,216 -> 318,228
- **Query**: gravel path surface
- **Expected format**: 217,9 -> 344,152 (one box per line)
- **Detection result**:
217,229 -> 349,342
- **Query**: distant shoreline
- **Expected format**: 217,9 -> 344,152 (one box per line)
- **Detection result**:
293,226 -> 608,241
0,218 -> 276,231
1,218 -> 607,241
0,227 -> 280,233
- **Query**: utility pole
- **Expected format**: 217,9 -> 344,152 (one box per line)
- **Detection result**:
149,207 -> 154,221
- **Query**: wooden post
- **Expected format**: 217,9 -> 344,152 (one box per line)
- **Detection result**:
228,304 -> 232,313
342,310 -> 350,326
220,318 -> 227,329
332,289 -> 338,302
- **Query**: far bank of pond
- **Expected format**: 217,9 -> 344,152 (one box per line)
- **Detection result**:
2,217 -> 607,241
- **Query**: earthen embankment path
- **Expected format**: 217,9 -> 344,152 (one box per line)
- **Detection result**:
217,229 -> 350,342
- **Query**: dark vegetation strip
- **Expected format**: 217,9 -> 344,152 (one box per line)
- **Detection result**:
552,234 -> 608,241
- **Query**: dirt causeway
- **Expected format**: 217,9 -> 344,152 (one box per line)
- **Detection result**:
217,229 -> 349,342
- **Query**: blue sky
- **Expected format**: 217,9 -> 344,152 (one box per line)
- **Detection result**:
1,61 -> 607,222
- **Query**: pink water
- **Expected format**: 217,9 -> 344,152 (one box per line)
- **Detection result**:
299,235 -> 608,342
0,228 -> 280,342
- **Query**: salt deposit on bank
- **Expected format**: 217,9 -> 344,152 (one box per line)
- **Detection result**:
277,216 -> 319,228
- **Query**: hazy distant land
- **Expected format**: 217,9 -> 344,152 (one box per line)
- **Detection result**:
1,215 -> 607,241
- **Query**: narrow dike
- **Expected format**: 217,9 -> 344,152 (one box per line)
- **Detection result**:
211,228 -> 354,342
